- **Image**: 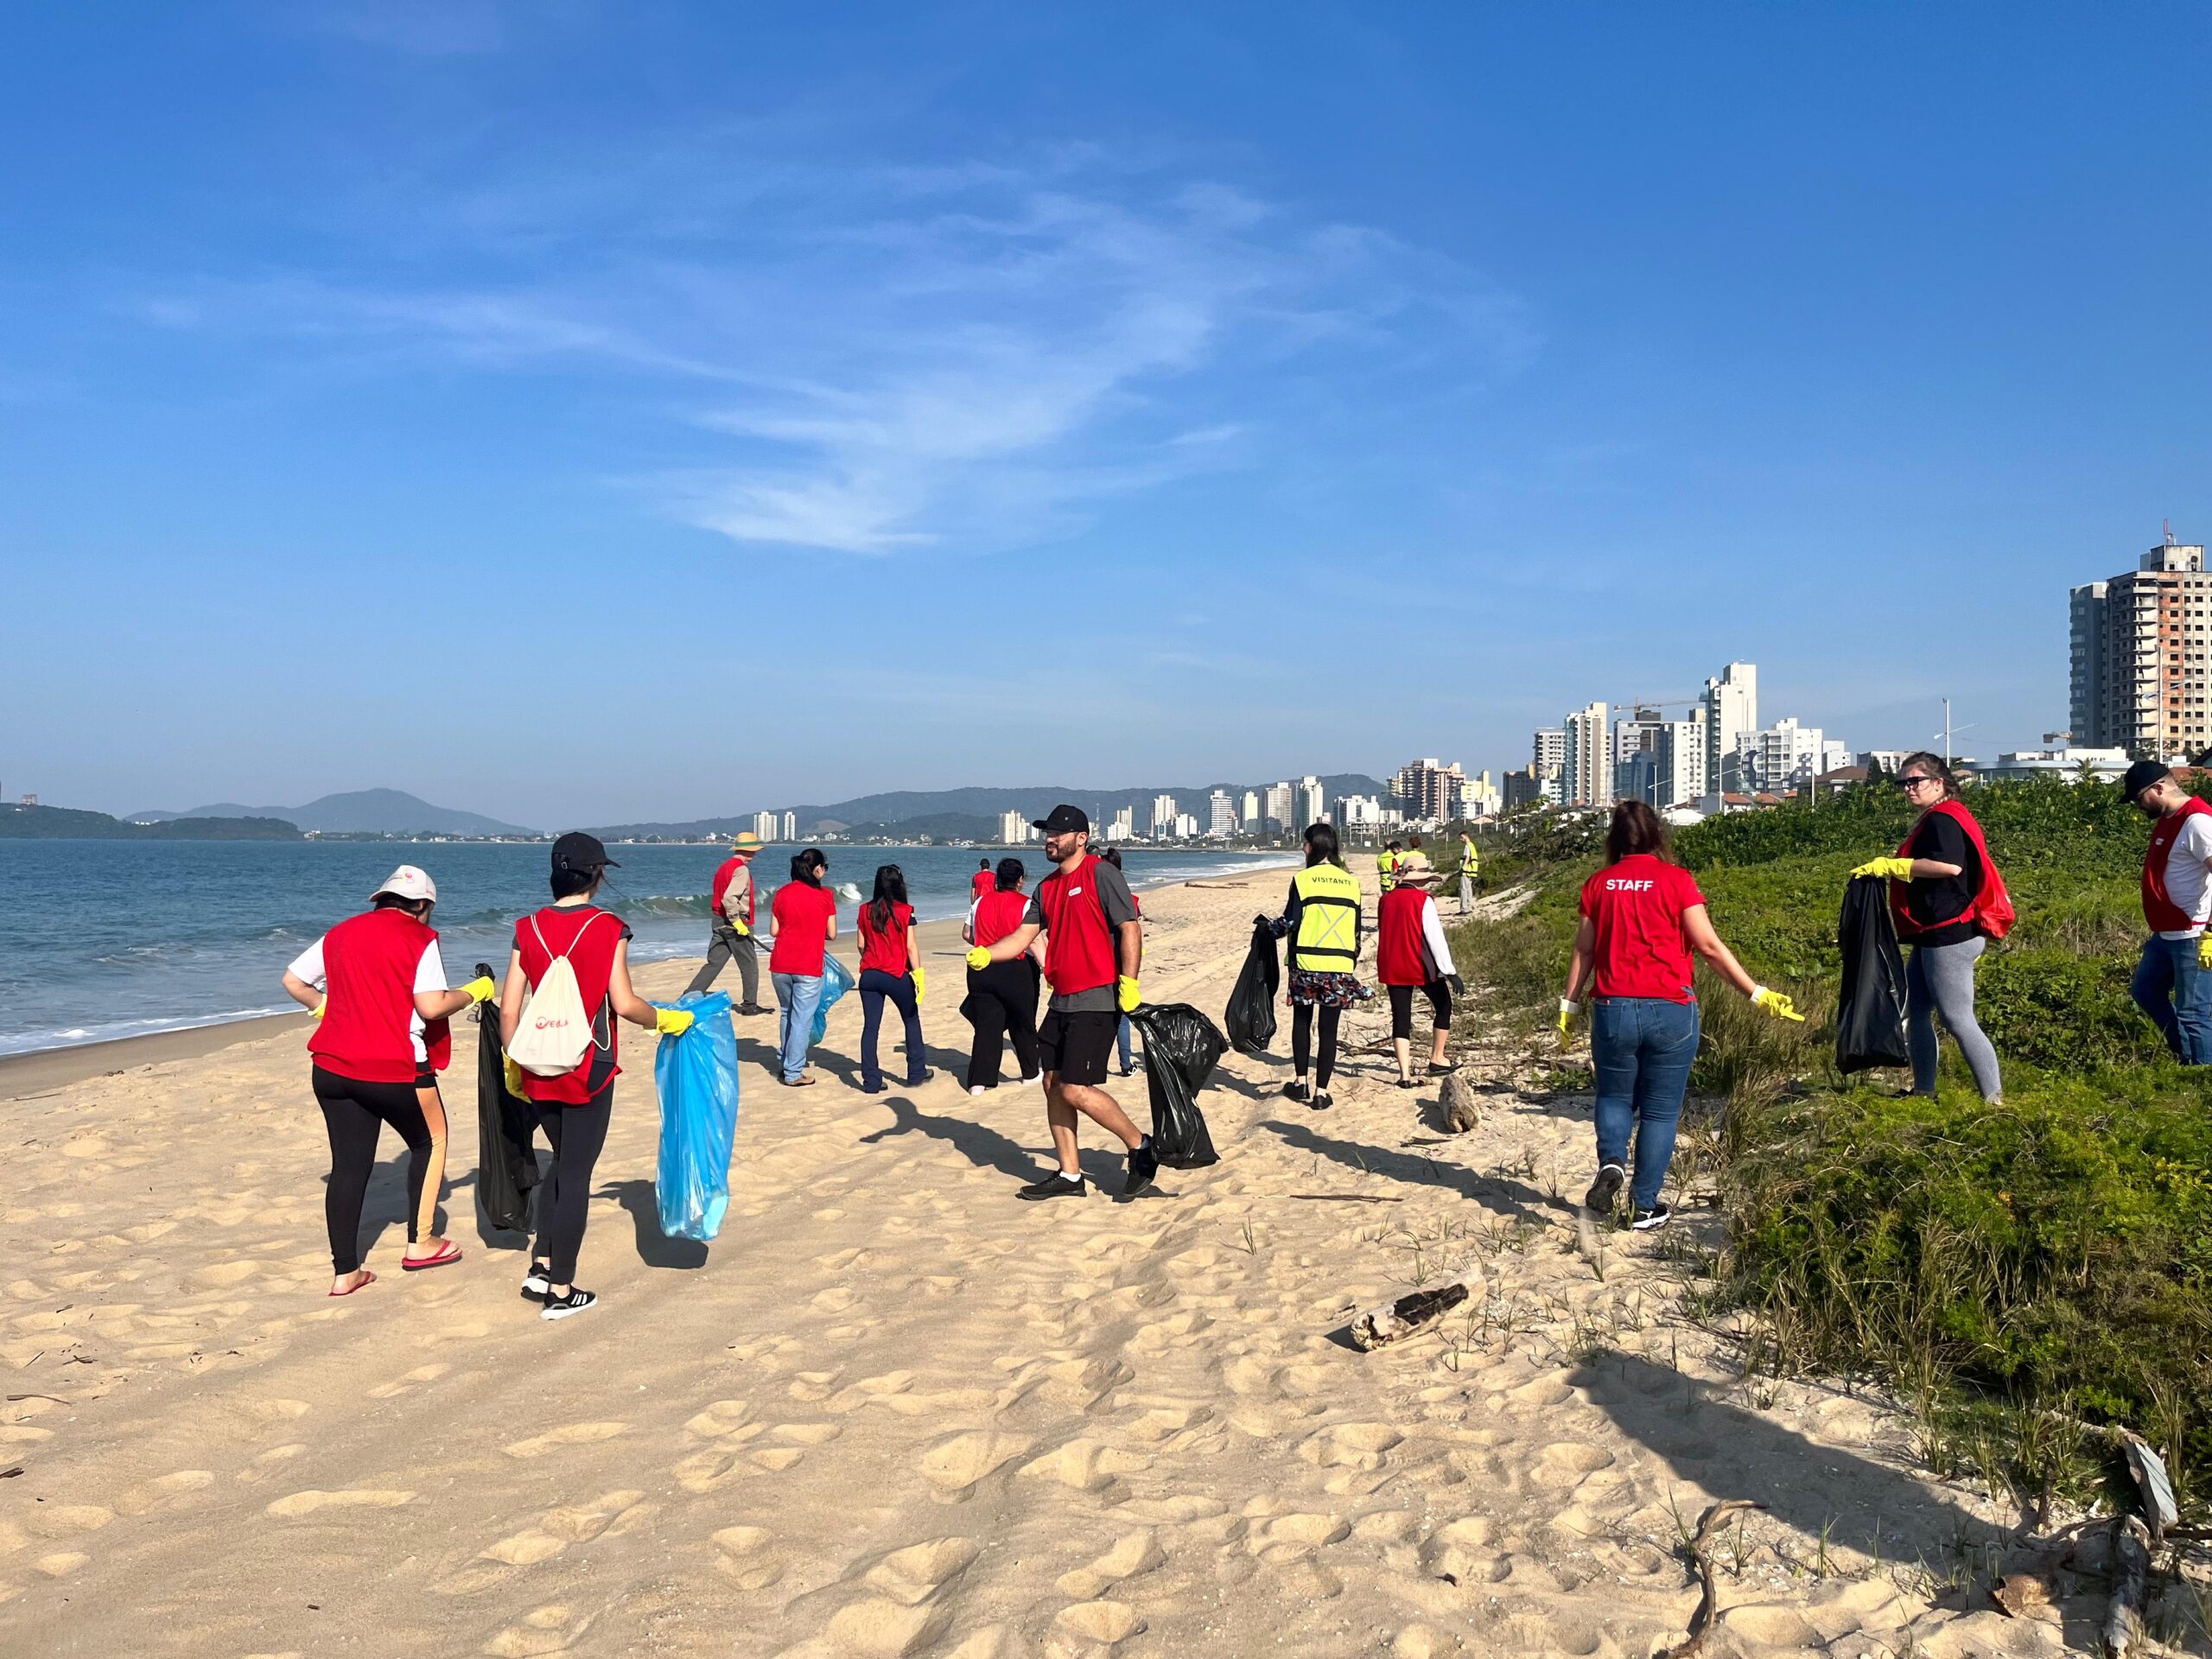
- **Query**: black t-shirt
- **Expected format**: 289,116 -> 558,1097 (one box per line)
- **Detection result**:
1904,812 -> 1980,947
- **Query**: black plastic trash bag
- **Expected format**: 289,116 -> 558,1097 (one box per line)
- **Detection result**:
1128,1002 -> 1225,1170
1835,877 -> 1910,1073
474,963 -> 541,1232
1224,917 -> 1281,1057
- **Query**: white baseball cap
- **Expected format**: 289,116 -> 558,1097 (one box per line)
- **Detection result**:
372,865 -> 437,905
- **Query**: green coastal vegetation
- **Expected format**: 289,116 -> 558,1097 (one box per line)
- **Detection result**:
0,804 -> 302,840
1453,774 -> 2212,1519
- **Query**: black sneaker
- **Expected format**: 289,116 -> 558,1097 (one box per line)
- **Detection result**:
520,1263 -> 551,1298
735,1002 -> 770,1017
1630,1202 -> 1673,1232
1395,1077 -> 1421,1090
1427,1062 -> 1457,1077
1018,1173 -> 1088,1201
1311,1089 -> 1333,1110
1284,1080 -> 1311,1103
1123,1141 -> 1160,1198
1585,1164 -> 1625,1215
542,1287 -> 597,1320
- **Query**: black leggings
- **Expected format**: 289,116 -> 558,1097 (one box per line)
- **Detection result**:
312,1067 -> 437,1275
531,1086 -> 613,1285
964,960 -> 1040,1089
1292,1002 -> 1342,1088
1389,981 -> 1452,1040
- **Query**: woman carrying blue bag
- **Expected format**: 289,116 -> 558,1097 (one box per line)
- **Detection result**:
652,990 -> 740,1242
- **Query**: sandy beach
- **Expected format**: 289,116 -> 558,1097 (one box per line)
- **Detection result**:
1,868 -> 2060,1657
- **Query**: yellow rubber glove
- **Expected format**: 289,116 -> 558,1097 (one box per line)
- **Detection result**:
1850,857 -> 1916,881
310,998 -> 327,1021
503,1055 -> 527,1096
1751,986 -> 1806,1023
965,945 -> 992,971
1117,976 -> 1141,1014
732,918 -> 750,938
1557,998 -> 1579,1049
912,963 -> 926,1002
2198,933 -> 2212,971
654,1007 -> 696,1037
461,974 -> 498,1005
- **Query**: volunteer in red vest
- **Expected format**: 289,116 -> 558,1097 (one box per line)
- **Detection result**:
972,857 -> 996,903
683,830 -> 768,1014
1849,752 -> 2005,1102
1564,801 -> 1802,1230
2123,760 -> 2212,1064
966,804 -> 1156,1200
1377,876 -> 1464,1088
768,847 -> 840,1087
281,865 -> 497,1297
498,832 -> 692,1321
1098,846 -> 1140,1077
961,858 -> 1040,1094
855,863 -> 929,1094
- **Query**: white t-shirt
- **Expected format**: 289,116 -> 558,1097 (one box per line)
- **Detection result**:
2158,815 -> 2212,939
287,934 -> 449,1062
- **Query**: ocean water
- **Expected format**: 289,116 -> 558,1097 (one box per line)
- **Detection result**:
0,839 -> 1294,1058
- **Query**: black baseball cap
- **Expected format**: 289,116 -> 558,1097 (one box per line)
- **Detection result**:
550,830 -> 619,873
2122,760 -> 2173,803
1032,804 -> 1089,836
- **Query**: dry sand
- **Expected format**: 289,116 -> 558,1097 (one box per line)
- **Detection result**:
1,868 -> 2075,1656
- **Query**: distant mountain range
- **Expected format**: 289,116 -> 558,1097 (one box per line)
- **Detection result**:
584,777 -> 1391,842
1,804 -> 301,842
130,789 -> 536,838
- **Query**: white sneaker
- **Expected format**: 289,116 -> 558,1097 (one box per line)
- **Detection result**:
1019,1072 -> 1043,1085
969,1085 -> 988,1097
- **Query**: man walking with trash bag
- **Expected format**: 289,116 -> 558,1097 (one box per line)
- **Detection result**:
685,832 -> 769,1014
2123,760 -> 2212,1064
967,804 -> 1160,1201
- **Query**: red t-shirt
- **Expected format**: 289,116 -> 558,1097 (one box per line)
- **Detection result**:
513,904 -> 631,1104
971,869 -> 995,900
857,901 -> 914,976
769,882 -> 839,976
1577,855 -> 1707,1003
971,889 -> 1027,949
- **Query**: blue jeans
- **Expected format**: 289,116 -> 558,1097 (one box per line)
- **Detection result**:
858,969 -> 926,1090
2132,935 -> 2212,1065
772,971 -> 824,1084
1591,995 -> 1700,1212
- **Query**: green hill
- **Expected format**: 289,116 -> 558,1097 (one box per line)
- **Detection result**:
0,804 -> 301,841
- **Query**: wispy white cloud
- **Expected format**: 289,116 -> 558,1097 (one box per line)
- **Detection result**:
124,139 -> 1540,554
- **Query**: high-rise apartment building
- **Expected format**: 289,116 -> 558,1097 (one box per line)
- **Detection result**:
1611,707 -> 1667,804
1391,758 -> 1469,823
1297,775 -> 1327,828
780,810 -> 798,842
1656,717 -> 1707,809
1736,717 -> 1828,795
996,809 -> 1031,844
1110,804 -> 1135,841
1150,794 -> 1179,836
1263,781 -> 1294,832
1337,793 -> 1383,826
1207,790 -> 1237,838
1700,663 -> 1758,800
1561,702 -> 1611,808
1530,728 -> 1567,806
2070,533 -> 2212,759
1240,789 -> 1261,830
751,810 -> 779,842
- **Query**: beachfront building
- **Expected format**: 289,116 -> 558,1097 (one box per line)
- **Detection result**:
1149,794 -> 1178,837
1297,776 -> 1326,828
1654,717 -> 1707,809
1240,789 -> 1262,831
1530,727 -> 1566,805
751,810 -> 779,842
1173,812 -> 1200,840
1391,758 -> 1470,823
1337,793 -> 1384,827
1207,790 -> 1237,838
1733,717 -> 1834,796
2070,531 -> 2212,759
1263,781 -> 1294,834
1700,662 -> 1758,804
780,810 -> 798,841
997,810 -> 1036,844
1562,702 -> 1611,809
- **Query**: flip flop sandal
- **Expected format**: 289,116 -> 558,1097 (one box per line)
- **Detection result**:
402,1243 -> 463,1272
328,1270 -> 377,1297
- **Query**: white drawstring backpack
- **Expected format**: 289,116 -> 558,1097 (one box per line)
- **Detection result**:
508,912 -> 613,1077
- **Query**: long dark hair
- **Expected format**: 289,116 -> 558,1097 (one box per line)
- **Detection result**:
790,848 -> 826,887
868,864 -> 907,932
1604,799 -> 1672,864
1897,751 -> 1960,800
1304,821 -> 1344,868
994,856 -> 1025,892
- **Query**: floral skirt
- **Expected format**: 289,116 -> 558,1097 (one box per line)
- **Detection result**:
1287,968 -> 1368,1009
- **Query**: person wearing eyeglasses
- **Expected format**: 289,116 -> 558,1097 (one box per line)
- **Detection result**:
1850,751 -> 2003,1101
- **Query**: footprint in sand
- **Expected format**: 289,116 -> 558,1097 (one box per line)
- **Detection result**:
683,1400 -> 753,1439
483,1602 -> 594,1657
711,1525 -> 783,1591
236,1444 -> 307,1484
1051,1600 -> 1146,1652
265,1488 -> 415,1518
801,1537 -> 978,1657
1419,1517 -> 1508,1586
1019,1439 -> 1150,1493
370,1361 -> 451,1399
1298,1421 -> 1404,1471
788,1370 -> 842,1402
918,1431 -> 1032,1500
115,1469 -> 214,1516
1055,1529 -> 1165,1599
34,1552 -> 91,1578
238,1397 -> 313,1427
502,1421 -> 627,1459
1243,1511 -> 1349,1565
437,1491 -> 650,1594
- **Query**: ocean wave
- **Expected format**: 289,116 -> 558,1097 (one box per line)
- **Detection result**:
0,1003 -> 299,1058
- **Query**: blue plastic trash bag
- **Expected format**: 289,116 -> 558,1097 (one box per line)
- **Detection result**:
811,954 -> 855,1046
652,991 -> 739,1242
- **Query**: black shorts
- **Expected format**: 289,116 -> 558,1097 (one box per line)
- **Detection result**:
1037,1008 -> 1119,1086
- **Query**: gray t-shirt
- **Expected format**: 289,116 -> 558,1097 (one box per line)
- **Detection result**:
1026,860 -> 1139,1013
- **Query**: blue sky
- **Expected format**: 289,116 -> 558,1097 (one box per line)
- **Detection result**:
3,3 -> 2208,825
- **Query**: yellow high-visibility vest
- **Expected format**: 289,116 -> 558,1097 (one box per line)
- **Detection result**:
1292,862 -> 1363,972
1376,850 -> 1400,893
1459,841 -> 1480,878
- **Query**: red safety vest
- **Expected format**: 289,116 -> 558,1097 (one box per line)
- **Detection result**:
2143,795 -> 2212,932
1890,799 -> 2014,942
971,889 -> 1028,950
1376,887 -> 1437,987
710,855 -> 754,927
1033,855 -> 1119,995
309,908 -> 443,1084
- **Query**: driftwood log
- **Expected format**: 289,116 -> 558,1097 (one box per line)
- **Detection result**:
1657,1499 -> 1764,1659
1350,1273 -> 1484,1351
1440,1074 -> 1480,1134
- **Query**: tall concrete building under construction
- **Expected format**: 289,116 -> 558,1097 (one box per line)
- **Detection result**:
2070,531 -> 2212,760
